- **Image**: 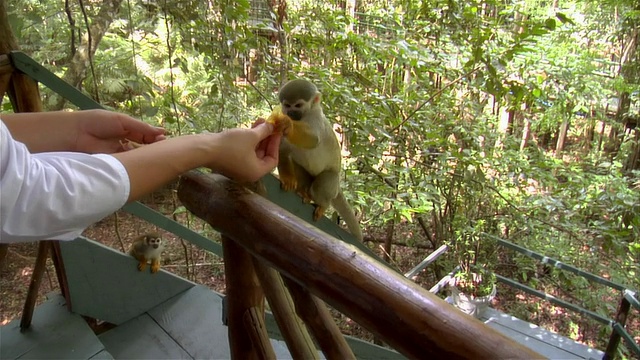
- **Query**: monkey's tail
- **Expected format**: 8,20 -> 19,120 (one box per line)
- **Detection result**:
332,191 -> 363,242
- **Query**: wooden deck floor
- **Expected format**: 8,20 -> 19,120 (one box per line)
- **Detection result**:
480,308 -> 604,359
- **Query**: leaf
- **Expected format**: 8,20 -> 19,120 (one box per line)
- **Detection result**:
173,206 -> 187,215
555,12 -> 575,25
544,18 -> 557,31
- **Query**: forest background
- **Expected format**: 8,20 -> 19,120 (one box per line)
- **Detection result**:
1,0 -> 639,357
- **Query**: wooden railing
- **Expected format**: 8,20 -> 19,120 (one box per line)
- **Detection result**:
177,171 -> 544,359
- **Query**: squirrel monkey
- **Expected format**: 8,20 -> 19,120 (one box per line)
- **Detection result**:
128,233 -> 164,273
274,79 -> 363,242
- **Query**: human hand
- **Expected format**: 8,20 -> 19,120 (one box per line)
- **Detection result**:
207,120 -> 281,182
75,109 -> 166,154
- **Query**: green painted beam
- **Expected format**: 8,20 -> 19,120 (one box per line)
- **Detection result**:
123,202 -> 222,256
623,289 -> 639,310
262,174 -> 398,272
10,51 -> 102,110
612,323 -> 640,356
487,232 -> 635,292
496,274 -> 612,325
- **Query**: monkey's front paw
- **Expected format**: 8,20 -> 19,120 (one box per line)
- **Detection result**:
313,206 -> 326,221
137,261 -> 147,272
297,190 -> 312,203
151,261 -> 161,274
267,105 -> 293,134
280,178 -> 298,192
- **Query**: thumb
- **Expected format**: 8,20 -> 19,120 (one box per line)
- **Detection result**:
252,122 -> 274,140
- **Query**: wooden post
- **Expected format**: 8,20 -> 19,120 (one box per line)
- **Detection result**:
252,260 -> 320,360
177,172 -> 544,360
243,307 -> 277,360
603,296 -> 631,360
222,235 -> 272,360
50,241 -> 72,310
20,241 -> 50,330
283,277 -> 356,360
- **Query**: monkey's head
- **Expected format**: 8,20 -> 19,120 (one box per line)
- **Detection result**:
144,233 -> 162,249
278,79 -> 321,121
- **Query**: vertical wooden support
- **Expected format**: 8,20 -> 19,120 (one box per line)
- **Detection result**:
243,307 -> 277,360
222,235 -> 271,360
0,54 -> 13,101
252,259 -> 320,360
283,277 -> 356,360
20,241 -> 50,331
50,241 -> 72,310
0,244 -> 8,269
604,296 -> 631,360
7,69 -> 42,112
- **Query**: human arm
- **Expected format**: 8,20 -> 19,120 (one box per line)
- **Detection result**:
0,117 -> 279,243
1,109 -> 166,153
112,122 -> 281,202
0,121 -> 131,243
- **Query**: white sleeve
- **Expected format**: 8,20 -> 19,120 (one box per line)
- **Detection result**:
0,121 -> 130,243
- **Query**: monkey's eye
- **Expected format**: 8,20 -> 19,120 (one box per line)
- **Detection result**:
294,104 -> 302,108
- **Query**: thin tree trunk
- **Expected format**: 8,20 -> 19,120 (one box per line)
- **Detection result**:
52,0 -> 124,110
555,116 -> 570,159
0,0 -> 19,54
520,117 -> 531,151
494,105 -> 512,151
623,129 -> 640,172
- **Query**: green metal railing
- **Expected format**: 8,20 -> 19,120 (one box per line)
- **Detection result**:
418,233 -> 639,360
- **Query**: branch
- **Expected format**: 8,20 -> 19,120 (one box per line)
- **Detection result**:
390,66 -> 481,133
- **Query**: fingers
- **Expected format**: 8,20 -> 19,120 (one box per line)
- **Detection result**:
127,123 -> 166,144
264,133 -> 281,160
252,117 -> 266,128
251,122 -> 274,141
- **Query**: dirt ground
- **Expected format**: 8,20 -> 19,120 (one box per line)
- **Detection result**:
1,187 -> 637,354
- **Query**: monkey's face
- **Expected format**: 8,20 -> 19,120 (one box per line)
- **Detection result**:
146,235 -> 162,249
281,99 -> 311,121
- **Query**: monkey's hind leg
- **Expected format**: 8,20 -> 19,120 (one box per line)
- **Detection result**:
130,252 -> 148,272
309,170 -> 340,221
277,153 -> 298,192
150,258 -> 161,273
137,257 -> 148,272
278,155 -> 314,203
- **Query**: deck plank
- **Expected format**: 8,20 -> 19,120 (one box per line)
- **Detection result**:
147,285 -> 294,359
147,285 -> 231,359
88,350 -> 115,359
98,314 -> 193,359
482,308 -> 603,359
1,294 -> 106,360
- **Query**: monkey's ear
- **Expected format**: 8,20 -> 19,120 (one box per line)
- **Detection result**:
313,93 -> 322,104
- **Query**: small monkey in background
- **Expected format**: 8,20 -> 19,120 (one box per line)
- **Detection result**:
128,233 -> 164,273
276,79 -> 363,241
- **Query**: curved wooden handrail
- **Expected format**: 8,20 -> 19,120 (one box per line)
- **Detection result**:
177,171 -> 544,359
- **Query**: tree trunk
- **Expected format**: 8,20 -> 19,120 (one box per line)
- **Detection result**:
52,0 -> 124,110
555,116 -> 570,159
494,105 -> 512,151
0,0 -> 18,54
520,117 -> 531,151
623,129 -> 640,172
